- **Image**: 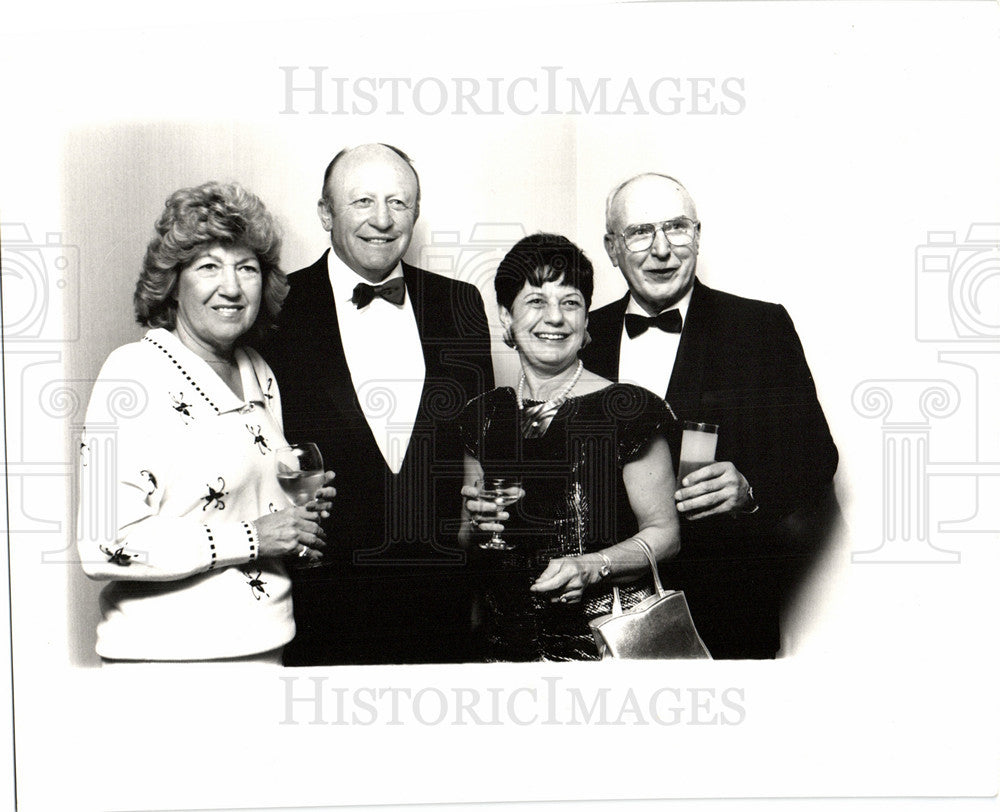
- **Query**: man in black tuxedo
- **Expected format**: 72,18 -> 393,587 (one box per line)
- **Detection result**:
580,173 -> 839,658
265,144 -> 494,665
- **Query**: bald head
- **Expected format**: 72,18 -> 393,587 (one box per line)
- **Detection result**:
605,173 -> 697,234
318,143 -> 420,282
603,173 -> 701,315
321,143 -> 421,217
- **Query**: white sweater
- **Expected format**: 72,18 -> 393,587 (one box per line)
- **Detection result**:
78,329 -> 295,660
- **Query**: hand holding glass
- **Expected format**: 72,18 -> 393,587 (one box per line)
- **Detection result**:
475,477 -> 523,551
276,444 -> 324,506
276,443 -> 325,566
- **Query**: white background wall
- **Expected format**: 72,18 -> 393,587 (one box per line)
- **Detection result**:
2,2 -> 998,810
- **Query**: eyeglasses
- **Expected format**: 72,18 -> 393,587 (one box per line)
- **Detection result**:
616,218 -> 700,253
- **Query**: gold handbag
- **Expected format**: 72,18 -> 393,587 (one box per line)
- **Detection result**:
588,537 -> 712,659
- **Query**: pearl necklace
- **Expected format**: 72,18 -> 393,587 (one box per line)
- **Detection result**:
516,360 -> 584,411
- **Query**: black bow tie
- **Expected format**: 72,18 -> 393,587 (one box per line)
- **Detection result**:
624,309 -> 683,339
351,278 -> 406,309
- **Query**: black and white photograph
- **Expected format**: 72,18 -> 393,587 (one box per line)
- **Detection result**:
1,1 -> 998,810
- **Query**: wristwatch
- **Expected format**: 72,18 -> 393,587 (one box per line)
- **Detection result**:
596,552 -> 613,580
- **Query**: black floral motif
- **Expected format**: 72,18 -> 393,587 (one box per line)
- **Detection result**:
100,545 -> 135,566
170,392 -> 193,423
243,567 -> 269,600
246,424 -> 269,454
202,477 -> 228,511
264,376 -> 274,402
139,469 -> 158,496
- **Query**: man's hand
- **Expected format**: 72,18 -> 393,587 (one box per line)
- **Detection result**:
674,462 -> 753,519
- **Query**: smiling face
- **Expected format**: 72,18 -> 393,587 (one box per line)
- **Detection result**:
173,243 -> 262,360
604,175 -> 700,315
319,144 -> 419,283
500,278 -> 588,376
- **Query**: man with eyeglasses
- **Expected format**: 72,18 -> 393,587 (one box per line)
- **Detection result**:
581,172 -> 839,659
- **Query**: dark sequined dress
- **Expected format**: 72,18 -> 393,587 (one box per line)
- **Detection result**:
459,383 -> 676,662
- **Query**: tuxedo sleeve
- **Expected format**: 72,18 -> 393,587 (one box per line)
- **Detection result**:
457,282 -> 494,395
743,305 -> 838,521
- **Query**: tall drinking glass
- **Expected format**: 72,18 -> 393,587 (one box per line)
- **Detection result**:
678,422 -> 718,483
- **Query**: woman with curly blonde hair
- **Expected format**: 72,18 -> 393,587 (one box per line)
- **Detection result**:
78,181 -> 335,663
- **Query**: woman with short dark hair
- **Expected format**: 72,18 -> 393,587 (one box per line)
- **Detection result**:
459,233 -> 682,661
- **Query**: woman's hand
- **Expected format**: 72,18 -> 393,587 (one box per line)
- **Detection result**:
460,484 -> 518,534
312,470 -> 337,520
254,504 -> 328,564
530,554 -> 606,604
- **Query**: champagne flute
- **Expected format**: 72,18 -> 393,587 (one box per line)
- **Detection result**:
275,443 -> 325,566
475,477 -> 523,551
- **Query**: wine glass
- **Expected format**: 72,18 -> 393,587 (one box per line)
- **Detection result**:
276,443 -> 325,505
475,477 -> 523,551
275,443 -> 325,566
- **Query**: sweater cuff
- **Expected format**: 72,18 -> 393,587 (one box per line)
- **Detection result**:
205,521 -> 260,570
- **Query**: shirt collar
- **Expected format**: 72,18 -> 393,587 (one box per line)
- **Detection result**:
146,328 -> 267,415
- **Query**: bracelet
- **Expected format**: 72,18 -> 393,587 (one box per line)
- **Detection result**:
595,552 -> 613,580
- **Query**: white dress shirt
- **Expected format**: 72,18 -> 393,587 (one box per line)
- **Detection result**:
617,288 -> 693,398
327,251 -> 426,474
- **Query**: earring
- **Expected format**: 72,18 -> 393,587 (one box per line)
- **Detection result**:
502,325 -> 516,349
581,329 -> 592,349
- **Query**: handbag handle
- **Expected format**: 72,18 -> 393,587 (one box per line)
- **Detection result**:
609,536 -> 666,616
625,536 -> 666,596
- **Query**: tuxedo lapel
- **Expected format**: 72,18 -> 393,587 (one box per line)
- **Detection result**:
666,279 -> 711,413
582,294 -> 629,382
402,262 -> 436,384
298,256 -> 364,419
